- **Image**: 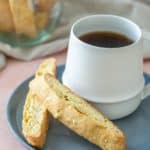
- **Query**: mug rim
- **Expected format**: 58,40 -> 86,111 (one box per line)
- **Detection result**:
71,14 -> 142,50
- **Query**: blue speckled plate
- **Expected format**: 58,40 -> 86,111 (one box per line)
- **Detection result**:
6,65 -> 150,150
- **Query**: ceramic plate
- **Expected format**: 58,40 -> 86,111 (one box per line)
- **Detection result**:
7,65 -> 150,150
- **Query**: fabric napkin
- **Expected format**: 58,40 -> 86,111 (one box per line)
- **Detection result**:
0,0 -> 150,70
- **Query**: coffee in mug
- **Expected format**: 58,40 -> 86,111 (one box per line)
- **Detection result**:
79,31 -> 134,48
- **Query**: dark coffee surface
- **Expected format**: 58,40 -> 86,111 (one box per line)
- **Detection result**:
79,31 -> 133,48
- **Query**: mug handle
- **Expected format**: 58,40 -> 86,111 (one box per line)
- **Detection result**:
142,74 -> 150,100
142,29 -> 150,59
141,30 -> 150,100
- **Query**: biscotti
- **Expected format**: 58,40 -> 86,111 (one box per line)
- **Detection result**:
35,0 -> 55,29
9,0 -> 37,38
22,91 -> 50,148
44,74 -> 126,150
35,11 -> 49,29
37,0 -> 55,12
35,58 -> 56,78
22,58 -> 56,148
0,0 -> 14,32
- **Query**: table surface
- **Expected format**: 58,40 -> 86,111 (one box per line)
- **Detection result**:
0,49 -> 150,150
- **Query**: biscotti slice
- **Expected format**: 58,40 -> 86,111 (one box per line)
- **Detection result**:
9,0 -> 37,38
0,0 -> 14,32
22,58 -> 56,148
37,0 -> 55,12
35,11 -> 49,29
35,0 -> 55,29
29,58 -> 56,102
22,91 -> 50,148
35,58 -> 56,78
44,74 -> 126,150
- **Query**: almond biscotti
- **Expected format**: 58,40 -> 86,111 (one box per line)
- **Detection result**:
44,74 -> 126,150
35,11 -> 49,29
9,0 -> 37,38
35,0 -> 55,29
37,0 -> 55,12
0,0 -> 14,32
22,58 -> 56,148
22,91 -> 50,148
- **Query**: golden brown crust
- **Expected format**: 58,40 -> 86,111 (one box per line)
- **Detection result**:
37,0 -> 55,12
35,0 -> 55,29
35,11 -> 49,29
25,112 -> 49,147
0,0 -> 14,32
44,74 -> 126,150
35,58 -> 56,78
22,92 -> 50,148
22,58 -> 56,148
9,0 -> 37,38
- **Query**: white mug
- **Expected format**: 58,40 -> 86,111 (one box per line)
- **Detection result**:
62,15 -> 150,120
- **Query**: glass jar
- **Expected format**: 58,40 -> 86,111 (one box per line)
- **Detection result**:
0,0 -> 63,47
